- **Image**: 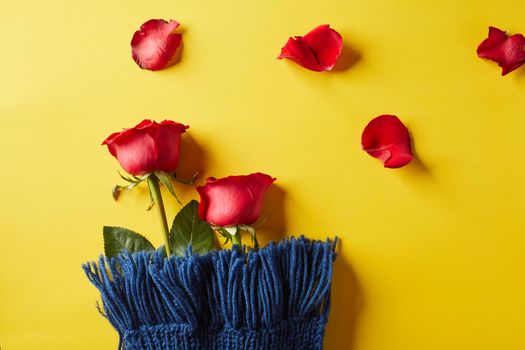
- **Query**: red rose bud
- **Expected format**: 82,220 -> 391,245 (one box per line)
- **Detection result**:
131,19 -> 182,71
361,115 -> 413,169
197,173 -> 276,227
102,119 -> 188,176
477,26 -> 525,75
278,24 -> 343,72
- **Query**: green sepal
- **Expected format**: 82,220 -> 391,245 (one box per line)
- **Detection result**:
239,225 -> 258,250
103,226 -> 155,258
216,228 -> 231,244
118,170 -> 141,183
112,185 -> 122,201
146,180 -> 155,211
154,171 -> 181,204
173,172 -> 199,185
169,200 -> 213,256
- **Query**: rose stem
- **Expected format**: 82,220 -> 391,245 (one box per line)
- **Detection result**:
147,174 -> 172,257
231,232 -> 242,247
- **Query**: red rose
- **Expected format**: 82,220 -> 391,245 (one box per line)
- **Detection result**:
197,173 -> 276,227
131,19 -> 183,71
278,24 -> 343,72
477,26 -> 525,75
102,119 -> 188,176
361,115 -> 413,168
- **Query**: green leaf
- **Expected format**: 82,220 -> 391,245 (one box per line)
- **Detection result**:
155,171 -> 181,204
103,226 -> 155,258
118,170 -> 140,183
170,200 -> 214,256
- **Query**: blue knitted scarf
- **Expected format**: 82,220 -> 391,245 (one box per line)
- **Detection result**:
83,236 -> 337,350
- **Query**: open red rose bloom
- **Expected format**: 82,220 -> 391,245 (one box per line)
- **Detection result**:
278,24 -> 343,72
102,119 -> 188,175
477,26 -> 525,75
197,173 -> 275,227
361,115 -> 413,169
131,19 -> 182,71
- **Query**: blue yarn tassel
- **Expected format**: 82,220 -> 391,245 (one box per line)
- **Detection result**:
83,236 -> 337,350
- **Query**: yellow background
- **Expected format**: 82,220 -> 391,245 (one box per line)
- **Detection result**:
1,0 -> 525,349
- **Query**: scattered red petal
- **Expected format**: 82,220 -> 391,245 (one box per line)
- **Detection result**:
278,37 -> 323,71
361,115 -> 413,169
131,19 -> 182,71
477,26 -> 525,75
278,25 -> 343,72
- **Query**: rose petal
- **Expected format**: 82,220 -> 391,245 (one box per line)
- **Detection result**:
102,119 -> 188,175
278,37 -> 325,72
241,173 -> 276,224
135,119 -> 155,129
278,25 -> 343,72
197,178 -> 255,227
477,26 -> 525,75
131,19 -> 182,71
301,24 -> 343,70
153,121 -> 189,173
197,173 -> 275,227
361,115 -> 413,169
102,119 -> 155,147
106,128 -> 157,175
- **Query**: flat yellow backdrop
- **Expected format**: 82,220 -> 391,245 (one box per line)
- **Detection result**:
1,0 -> 525,349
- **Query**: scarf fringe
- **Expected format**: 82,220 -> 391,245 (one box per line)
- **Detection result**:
83,236 -> 337,335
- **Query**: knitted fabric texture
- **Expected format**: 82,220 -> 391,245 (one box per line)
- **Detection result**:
83,236 -> 337,350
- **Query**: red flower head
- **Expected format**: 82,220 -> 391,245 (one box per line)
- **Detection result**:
361,115 -> 413,169
278,24 -> 343,72
131,19 -> 182,71
477,26 -> 525,75
102,119 -> 188,176
197,173 -> 276,227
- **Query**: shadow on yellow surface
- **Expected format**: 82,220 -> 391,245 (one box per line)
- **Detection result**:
260,184 -> 287,244
333,43 -> 361,72
178,134 -> 209,187
325,246 -> 363,349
